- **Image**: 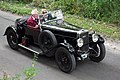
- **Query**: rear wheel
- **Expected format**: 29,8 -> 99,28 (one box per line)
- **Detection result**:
6,29 -> 19,50
89,43 -> 106,62
55,47 -> 76,73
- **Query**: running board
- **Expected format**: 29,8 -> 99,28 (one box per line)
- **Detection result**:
18,44 -> 43,55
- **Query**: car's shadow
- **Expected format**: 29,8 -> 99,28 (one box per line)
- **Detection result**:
4,45 -> 120,80
4,45 -> 57,68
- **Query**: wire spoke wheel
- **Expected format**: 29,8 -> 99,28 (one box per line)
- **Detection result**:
39,30 -> 57,56
89,43 -> 106,62
58,53 -> 71,70
55,47 -> 76,73
41,35 -> 53,52
7,29 -> 19,50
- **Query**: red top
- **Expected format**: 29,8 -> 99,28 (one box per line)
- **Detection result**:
27,15 -> 42,28
27,16 -> 37,27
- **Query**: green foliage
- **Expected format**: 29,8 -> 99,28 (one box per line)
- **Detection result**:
31,0 -> 120,25
0,54 -> 39,80
0,1 -> 32,15
65,14 -> 120,40
32,0 -> 54,8
23,66 -> 39,80
1,0 -> 32,3
23,53 -> 39,80
5,0 -> 119,25
1,0 -> 120,25
11,74 -> 21,80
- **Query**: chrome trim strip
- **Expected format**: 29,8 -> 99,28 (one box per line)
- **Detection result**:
18,44 -> 43,55
42,24 -> 78,33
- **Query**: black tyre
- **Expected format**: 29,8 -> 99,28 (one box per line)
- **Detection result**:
55,47 -> 76,73
89,43 -> 106,62
39,30 -> 57,55
6,29 -> 19,50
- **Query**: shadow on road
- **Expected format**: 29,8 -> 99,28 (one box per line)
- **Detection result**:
3,44 -> 120,80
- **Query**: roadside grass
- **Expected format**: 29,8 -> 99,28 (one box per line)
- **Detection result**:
65,14 -> 120,40
0,1 -> 32,15
0,1 -> 120,40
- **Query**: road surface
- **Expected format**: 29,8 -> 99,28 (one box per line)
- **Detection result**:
0,10 -> 120,80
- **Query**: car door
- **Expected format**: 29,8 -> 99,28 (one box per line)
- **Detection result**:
25,26 -> 40,44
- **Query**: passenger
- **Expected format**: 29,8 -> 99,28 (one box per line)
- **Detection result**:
27,9 -> 42,28
41,9 -> 48,21
41,9 -> 53,21
41,9 -> 48,14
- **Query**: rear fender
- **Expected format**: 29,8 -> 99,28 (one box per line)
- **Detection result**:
56,43 -> 75,54
4,25 -> 16,36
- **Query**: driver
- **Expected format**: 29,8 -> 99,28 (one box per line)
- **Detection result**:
27,9 -> 42,28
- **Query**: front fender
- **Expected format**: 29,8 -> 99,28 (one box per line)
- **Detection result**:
97,35 -> 105,43
4,25 -> 16,36
89,34 -> 105,44
56,43 -> 75,54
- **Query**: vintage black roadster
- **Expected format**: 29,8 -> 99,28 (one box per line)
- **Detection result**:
4,10 -> 106,73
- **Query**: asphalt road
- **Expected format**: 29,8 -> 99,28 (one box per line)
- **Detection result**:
0,10 -> 120,80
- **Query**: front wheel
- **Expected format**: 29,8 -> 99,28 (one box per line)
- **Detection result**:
6,29 -> 19,50
55,47 -> 76,73
89,43 -> 106,62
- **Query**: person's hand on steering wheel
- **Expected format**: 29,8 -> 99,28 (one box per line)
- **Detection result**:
34,25 -> 39,28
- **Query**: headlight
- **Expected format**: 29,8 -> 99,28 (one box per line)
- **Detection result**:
92,34 -> 99,42
77,38 -> 84,47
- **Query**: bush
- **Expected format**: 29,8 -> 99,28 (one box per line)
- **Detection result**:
2,0 -> 32,3
32,0 -> 54,8
0,1 -> 32,15
2,0 -> 120,25
31,0 -> 120,25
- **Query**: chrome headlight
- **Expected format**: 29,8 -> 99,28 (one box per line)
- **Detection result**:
77,38 -> 84,47
92,34 -> 99,42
